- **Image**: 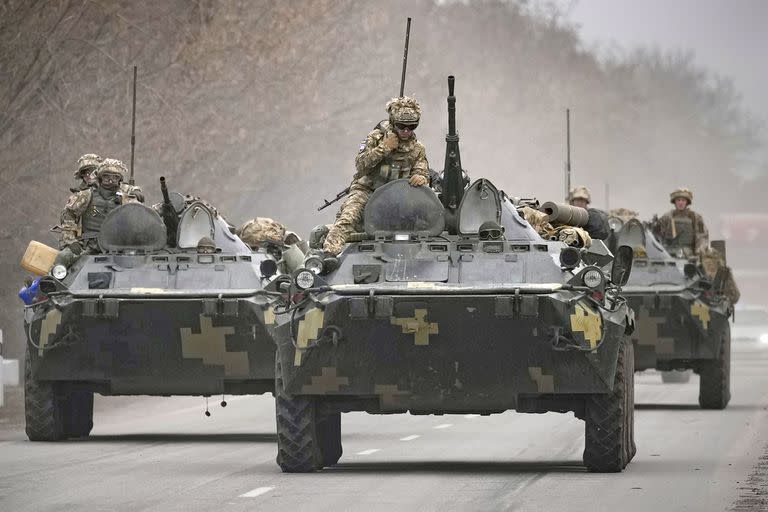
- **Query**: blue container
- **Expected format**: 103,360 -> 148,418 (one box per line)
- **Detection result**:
19,277 -> 41,305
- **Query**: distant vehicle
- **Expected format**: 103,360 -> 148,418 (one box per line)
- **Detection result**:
732,306 -> 768,344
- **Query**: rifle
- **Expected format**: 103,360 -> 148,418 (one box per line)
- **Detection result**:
317,186 -> 350,211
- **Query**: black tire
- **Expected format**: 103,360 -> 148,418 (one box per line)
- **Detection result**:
24,348 -> 65,441
698,325 -> 731,409
63,390 -> 94,438
317,412 -> 342,467
275,357 -> 323,472
661,370 -> 691,383
583,337 -> 635,472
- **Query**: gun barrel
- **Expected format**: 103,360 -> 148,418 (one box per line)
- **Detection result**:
160,176 -> 171,204
447,75 -> 456,136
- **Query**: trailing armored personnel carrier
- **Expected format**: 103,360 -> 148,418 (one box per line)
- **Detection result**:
607,215 -> 732,409
22,180 -> 289,441
269,77 -> 636,473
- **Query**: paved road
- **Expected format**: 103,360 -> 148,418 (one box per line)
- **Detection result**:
1,342 -> 767,512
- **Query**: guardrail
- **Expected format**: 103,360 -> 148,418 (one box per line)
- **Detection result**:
0,329 -> 20,407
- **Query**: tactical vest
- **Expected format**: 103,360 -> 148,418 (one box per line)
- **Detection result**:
81,188 -> 122,236
370,120 -> 414,190
668,211 -> 695,254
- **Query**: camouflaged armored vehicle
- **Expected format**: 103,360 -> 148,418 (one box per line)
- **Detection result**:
607,215 -> 732,409
269,77 -> 636,473
23,180 -> 290,441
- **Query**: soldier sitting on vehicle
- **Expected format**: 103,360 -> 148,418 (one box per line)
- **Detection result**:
653,187 -> 708,258
237,217 -> 306,273
518,205 -> 592,248
322,96 -> 430,257
55,159 -> 143,266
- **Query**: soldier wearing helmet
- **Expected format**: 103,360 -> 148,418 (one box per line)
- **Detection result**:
71,153 -> 103,192
566,185 -> 610,240
322,96 -> 430,256
654,187 -> 709,257
58,159 -> 144,256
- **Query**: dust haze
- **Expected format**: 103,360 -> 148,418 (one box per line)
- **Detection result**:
1,0 -> 765,358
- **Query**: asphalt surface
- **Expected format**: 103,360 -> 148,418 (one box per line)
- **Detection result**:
1,342 -> 767,512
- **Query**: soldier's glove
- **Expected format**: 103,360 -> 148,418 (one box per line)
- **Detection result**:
381,131 -> 399,152
409,174 -> 428,187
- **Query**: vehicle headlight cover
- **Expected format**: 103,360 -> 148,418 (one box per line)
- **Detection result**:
294,269 -> 315,290
51,264 -> 67,280
582,267 -> 604,289
304,255 -> 324,275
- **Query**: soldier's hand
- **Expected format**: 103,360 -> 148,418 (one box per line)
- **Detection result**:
381,131 -> 399,151
409,174 -> 428,187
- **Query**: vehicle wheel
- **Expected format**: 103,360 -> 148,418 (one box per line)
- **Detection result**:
317,411 -> 342,467
63,390 -> 94,438
275,357 -> 323,472
583,337 -> 634,472
24,348 -> 65,441
698,325 -> 731,409
661,370 -> 691,383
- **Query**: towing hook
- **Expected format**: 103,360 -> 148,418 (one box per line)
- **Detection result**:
319,326 -> 343,347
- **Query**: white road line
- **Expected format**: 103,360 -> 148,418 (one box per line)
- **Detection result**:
464,414 -> 480,419
400,435 -> 420,441
434,423 -> 453,429
239,486 -> 275,498
356,448 -> 381,455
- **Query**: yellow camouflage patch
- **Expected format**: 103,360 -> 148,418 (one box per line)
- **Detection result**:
301,367 -> 349,393
691,301 -> 710,330
263,306 -> 275,325
375,384 -> 411,408
391,309 -> 438,346
180,315 -> 248,375
570,302 -> 602,348
38,309 -> 62,357
294,308 -> 325,366
528,366 -> 555,393
632,306 -> 674,354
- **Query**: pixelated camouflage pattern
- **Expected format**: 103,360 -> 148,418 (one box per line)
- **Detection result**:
567,185 -> 591,204
669,187 -> 693,204
700,246 -> 740,304
386,95 -> 421,124
237,217 -> 287,246
74,153 -> 103,178
96,158 -> 127,180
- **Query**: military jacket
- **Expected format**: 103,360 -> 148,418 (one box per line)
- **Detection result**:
353,121 -> 428,190
59,184 -> 142,248
656,208 -> 709,256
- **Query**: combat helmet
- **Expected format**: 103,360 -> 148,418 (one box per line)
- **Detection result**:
670,187 -> 693,205
74,153 -> 103,178
96,158 -> 127,181
567,185 -> 591,205
386,96 -> 421,125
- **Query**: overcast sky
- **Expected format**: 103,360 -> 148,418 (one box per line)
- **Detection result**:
561,0 -> 768,125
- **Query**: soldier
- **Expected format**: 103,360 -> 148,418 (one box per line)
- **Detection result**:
57,159 -> 142,264
70,153 -> 102,192
518,206 -> 592,247
567,185 -> 610,240
654,187 -> 709,258
322,96 -> 429,256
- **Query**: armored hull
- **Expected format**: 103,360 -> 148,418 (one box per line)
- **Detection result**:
23,200 -> 281,441
272,176 -> 635,473
608,217 -> 732,408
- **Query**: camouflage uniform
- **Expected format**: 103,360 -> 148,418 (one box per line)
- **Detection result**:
609,208 -> 639,223
567,185 -> 610,240
59,159 -> 140,250
237,217 -> 287,247
71,153 -> 102,193
655,188 -> 709,257
323,97 -> 429,255
700,247 -> 740,304
519,206 -> 592,248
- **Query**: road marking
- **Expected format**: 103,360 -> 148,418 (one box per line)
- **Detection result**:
239,486 -> 274,498
356,448 -> 381,455
400,435 -> 420,441
434,423 -> 453,429
464,414 -> 480,419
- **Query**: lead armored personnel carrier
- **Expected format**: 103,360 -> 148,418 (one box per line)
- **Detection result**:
270,77 -> 636,473
607,214 -> 732,409
23,179 -> 287,440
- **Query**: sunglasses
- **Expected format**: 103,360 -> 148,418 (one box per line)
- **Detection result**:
479,229 -> 504,240
394,123 -> 418,131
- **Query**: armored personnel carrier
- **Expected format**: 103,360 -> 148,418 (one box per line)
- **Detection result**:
607,215 -> 732,409
23,180 -> 288,441
270,77 -> 636,473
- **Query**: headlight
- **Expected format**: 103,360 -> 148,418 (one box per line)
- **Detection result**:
51,264 -> 67,280
582,268 -> 604,289
559,247 -> 581,269
608,217 -> 624,231
294,270 -> 315,290
304,255 -> 324,275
